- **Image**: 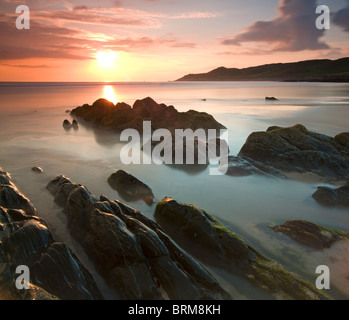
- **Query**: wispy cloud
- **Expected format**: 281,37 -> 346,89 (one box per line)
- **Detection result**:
222,0 -> 330,52
333,0 -> 349,32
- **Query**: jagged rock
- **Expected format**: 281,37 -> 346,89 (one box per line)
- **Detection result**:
155,197 -> 331,300
72,119 -> 79,130
47,176 -> 231,300
108,170 -> 154,205
270,220 -> 349,249
238,124 -> 349,181
0,169 -> 102,300
312,185 -> 349,207
70,97 -> 226,134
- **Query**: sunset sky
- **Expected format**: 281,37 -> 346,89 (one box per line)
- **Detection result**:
0,0 -> 348,82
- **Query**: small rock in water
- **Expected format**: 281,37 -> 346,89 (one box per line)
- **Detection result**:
32,166 -> 43,173
63,119 -> 71,130
65,110 -> 71,113
265,96 -> 278,101
72,119 -> 79,130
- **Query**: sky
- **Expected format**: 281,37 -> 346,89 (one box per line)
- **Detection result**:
0,0 -> 348,82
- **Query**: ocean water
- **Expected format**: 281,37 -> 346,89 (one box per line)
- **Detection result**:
0,81 -> 348,299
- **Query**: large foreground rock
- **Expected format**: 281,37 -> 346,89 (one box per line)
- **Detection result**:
47,175 -> 231,300
0,168 -> 102,300
70,97 -> 226,134
270,220 -> 349,249
312,185 -> 349,208
238,125 -> 349,181
155,197 -> 331,300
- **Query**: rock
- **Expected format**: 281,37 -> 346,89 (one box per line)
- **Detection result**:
334,132 -> 349,147
270,220 -> 349,249
72,119 -> 79,130
312,185 -> 349,207
0,168 -> 102,300
63,119 -> 71,130
107,170 -> 154,205
238,124 -> 349,181
155,197 -> 331,300
32,166 -> 43,173
47,176 -> 231,300
222,155 -> 286,178
65,110 -> 70,113
70,97 -> 226,134
265,97 -> 278,101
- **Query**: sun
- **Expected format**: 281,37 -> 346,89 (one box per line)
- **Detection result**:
96,51 -> 117,68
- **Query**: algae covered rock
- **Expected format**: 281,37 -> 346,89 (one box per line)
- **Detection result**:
47,176 -> 231,300
270,220 -> 349,249
155,197 -> 331,300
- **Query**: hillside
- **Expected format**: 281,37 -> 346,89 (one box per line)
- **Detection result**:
176,58 -> 349,82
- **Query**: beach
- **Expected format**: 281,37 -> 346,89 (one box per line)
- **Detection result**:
0,81 -> 349,299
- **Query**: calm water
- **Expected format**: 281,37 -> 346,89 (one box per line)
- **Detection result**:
0,81 -> 348,299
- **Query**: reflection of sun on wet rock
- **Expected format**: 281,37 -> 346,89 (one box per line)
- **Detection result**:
155,197 -> 331,300
312,185 -> 349,208
0,167 -> 102,300
270,220 -> 349,250
107,170 -> 154,205
238,124 -> 349,182
46,175 -> 231,300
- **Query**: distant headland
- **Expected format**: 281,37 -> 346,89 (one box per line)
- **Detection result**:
176,58 -> 349,82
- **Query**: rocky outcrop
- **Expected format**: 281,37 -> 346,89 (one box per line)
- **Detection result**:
0,168 -> 102,300
108,170 -> 154,205
238,124 -> 349,181
46,175 -> 231,300
270,220 -> 349,249
70,97 -> 226,134
265,97 -> 278,101
32,166 -> 43,173
312,185 -> 349,207
155,197 -> 331,300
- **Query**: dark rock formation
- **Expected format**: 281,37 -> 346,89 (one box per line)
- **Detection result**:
312,185 -> 349,207
0,168 -> 102,300
72,119 -> 79,130
46,175 -> 231,300
238,124 -> 349,181
108,170 -> 154,205
32,166 -> 43,174
265,97 -> 278,101
155,197 -> 331,300
270,220 -> 349,249
70,97 -> 226,134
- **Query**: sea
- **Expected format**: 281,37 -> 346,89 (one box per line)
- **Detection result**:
0,81 -> 348,299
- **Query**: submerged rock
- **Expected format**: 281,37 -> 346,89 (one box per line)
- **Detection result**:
0,168 -> 102,300
47,176 -> 231,300
108,170 -> 154,205
238,124 -> 349,181
70,97 -> 226,134
270,220 -> 349,249
312,185 -> 349,207
155,197 -> 331,300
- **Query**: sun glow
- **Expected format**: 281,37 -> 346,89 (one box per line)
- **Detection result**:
97,51 -> 117,68
103,85 -> 118,105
